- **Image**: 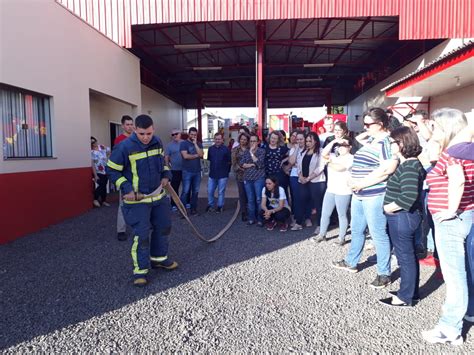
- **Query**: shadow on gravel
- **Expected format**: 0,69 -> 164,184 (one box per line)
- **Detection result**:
418,268 -> 444,300
0,198 -> 310,349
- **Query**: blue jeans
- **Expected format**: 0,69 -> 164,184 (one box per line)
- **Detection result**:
387,211 -> 421,303
414,189 -> 435,251
345,195 -> 391,276
291,178 -> 311,222
467,213 -> 474,316
244,178 -> 265,223
181,171 -> 201,211
289,176 -> 299,215
320,192 -> 351,240
434,209 -> 472,337
207,177 -> 228,208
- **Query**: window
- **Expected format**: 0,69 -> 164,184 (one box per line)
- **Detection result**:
1,85 -> 53,159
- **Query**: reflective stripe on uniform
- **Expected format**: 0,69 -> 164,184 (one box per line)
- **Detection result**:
123,189 -> 167,204
107,160 -> 124,171
164,165 -> 170,171
130,159 -> 139,192
129,149 -> 163,162
150,256 -> 168,262
131,236 -> 148,275
128,148 -> 165,192
116,176 -> 127,189
147,148 -> 162,157
129,152 -> 147,161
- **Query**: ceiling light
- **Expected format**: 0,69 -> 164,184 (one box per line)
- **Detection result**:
314,39 -> 353,45
205,81 -> 230,85
303,63 -> 334,68
455,76 -> 461,87
297,78 -> 323,82
192,66 -> 223,71
174,44 -> 211,49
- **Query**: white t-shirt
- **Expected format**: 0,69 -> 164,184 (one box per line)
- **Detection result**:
261,186 -> 290,210
326,153 -> 353,195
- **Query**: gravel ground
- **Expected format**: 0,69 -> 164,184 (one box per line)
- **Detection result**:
1,198 -> 473,353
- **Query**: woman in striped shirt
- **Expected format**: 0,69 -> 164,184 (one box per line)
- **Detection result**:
422,108 -> 474,346
332,108 -> 398,289
378,126 -> 425,307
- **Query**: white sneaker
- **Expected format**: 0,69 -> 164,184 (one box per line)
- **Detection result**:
291,224 -> 303,231
421,328 -> 463,346
310,234 -> 326,243
102,202 -> 111,207
93,200 -> 101,208
305,219 -> 313,227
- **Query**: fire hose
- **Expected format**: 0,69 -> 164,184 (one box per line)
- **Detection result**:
135,183 -> 240,243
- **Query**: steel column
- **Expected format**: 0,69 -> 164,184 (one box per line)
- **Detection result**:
197,92 -> 203,141
256,21 -> 265,137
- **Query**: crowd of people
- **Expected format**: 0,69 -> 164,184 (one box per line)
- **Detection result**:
104,107 -> 473,346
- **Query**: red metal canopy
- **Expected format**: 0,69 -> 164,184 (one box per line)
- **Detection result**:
57,0 -> 473,48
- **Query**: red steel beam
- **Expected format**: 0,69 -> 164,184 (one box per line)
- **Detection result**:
197,92 -> 203,141
257,21 -> 265,137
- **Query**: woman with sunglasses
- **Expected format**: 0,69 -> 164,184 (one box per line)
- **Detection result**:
242,133 -> 266,226
332,107 -> 398,290
292,132 -> 326,232
378,126 -> 425,307
313,136 -> 353,245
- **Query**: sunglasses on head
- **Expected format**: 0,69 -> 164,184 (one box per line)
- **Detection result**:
339,143 -> 351,147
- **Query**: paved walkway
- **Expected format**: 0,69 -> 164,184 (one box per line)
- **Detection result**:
1,193 -> 473,352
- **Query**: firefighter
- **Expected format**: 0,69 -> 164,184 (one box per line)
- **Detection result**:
107,114 -> 178,287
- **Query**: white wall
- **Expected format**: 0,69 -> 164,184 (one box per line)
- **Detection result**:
431,84 -> 474,124
0,0 -> 141,173
89,91 -> 134,147
346,39 -> 472,132
141,84 -> 185,142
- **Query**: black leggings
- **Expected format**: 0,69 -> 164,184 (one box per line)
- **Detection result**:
94,174 -> 108,202
261,207 -> 291,223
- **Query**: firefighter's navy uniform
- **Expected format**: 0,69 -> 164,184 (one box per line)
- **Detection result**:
107,132 -> 172,279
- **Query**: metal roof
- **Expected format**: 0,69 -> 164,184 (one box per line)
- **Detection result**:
381,40 -> 474,94
57,0 -> 474,48
131,18 -> 441,108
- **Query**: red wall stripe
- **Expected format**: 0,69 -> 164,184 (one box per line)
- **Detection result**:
0,168 -> 92,244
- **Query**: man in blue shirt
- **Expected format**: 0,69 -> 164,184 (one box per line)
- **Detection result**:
206,133 -> 231,213
165,128 -> 183,211
180,127 -> 204,215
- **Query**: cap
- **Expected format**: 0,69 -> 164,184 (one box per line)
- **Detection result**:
171,129 -> 181,135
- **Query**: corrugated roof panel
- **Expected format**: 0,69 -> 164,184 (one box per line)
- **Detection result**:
56,0 -> 474,48
399,0 -> 473,39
